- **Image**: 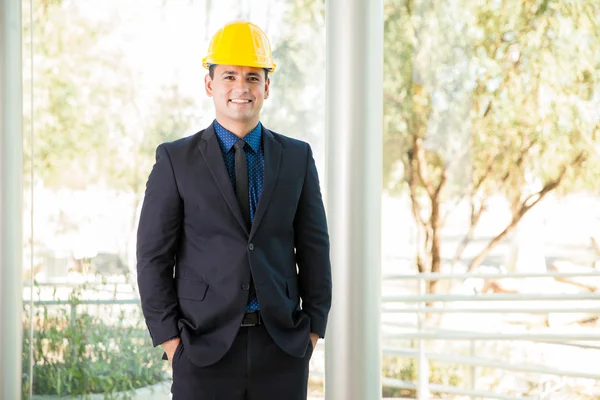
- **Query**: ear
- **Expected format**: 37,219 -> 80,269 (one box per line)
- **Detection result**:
264,77 -> 270,99
204,74 -> 213,97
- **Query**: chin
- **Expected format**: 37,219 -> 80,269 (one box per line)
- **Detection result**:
229,114 -> 256,122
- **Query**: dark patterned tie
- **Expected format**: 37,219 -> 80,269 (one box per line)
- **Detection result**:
234,139 -> 258,311
234,140 -> 250,229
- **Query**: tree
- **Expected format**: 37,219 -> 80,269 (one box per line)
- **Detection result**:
124,84 -> 200,230
22,0 -> 133,189
384,0 -> 600,293
21,0 -> 200,282
261,0 -> 326,159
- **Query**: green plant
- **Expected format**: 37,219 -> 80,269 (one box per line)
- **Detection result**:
21,285 -> 166,399
382,355 -> 464,398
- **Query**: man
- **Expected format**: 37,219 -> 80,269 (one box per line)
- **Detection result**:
136,21 -> 332,400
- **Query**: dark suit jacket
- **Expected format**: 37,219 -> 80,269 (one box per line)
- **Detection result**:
136,123 -> 332,367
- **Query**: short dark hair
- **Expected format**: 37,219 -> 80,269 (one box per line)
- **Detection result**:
209,65 -> 268,81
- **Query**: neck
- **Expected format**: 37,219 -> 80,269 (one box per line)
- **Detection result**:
215,118 -> 259,138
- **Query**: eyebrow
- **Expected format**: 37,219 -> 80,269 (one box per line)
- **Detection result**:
221,70 -> 262,79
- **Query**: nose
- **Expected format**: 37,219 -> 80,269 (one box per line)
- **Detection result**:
232,78 -> 249,94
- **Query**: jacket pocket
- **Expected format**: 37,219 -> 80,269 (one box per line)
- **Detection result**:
176,278 -> 209,301
286,277 -> 299,299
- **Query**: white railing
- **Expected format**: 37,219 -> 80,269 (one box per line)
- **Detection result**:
381,271 -> 600,399
24,271 -> 600,399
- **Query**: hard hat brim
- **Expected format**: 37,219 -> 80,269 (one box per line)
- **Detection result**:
202,57 -> 276,73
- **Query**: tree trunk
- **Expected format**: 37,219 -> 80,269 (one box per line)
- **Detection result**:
467,153 -> 585,272
428,194 -> 442,294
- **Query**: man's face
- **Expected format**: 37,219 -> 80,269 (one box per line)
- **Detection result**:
205,65 -> 270,127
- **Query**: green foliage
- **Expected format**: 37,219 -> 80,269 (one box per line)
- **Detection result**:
126,84 -> 199,196
382,356 -> 464,398
381,353 -> 599,399
21,285 -> 166,399
384,0 -> 600,199
469,0 -> 600,198
22,0 -> 326,192
22,1 -> 131,189
22,1 -> 199,192
261,0 -> 325,150
383,0 -> 600,276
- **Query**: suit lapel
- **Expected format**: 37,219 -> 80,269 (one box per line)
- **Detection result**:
198,124 -> 249,234
250,128 -> 281,239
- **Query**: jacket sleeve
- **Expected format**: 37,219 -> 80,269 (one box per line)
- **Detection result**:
136,144 -> 182,347
293,143 -> 332,338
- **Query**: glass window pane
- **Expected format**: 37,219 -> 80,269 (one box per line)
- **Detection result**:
23,0 -> 325,398
383,0 -> 600,398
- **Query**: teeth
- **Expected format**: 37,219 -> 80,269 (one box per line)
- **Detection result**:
231,99 -> 250,103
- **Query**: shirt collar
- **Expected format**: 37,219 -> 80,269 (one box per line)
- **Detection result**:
213,120 -> 262,154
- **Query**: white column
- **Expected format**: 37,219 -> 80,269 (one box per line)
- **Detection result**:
0,0 -> 24,399
324,0 -> 383,398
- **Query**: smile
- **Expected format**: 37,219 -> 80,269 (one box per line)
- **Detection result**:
230,99 -> 251,104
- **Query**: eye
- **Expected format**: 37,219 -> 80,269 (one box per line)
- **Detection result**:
249,77 -> 260,82
224,76 -> 234,80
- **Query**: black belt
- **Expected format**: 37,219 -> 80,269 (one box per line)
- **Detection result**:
241,311 -> 262,327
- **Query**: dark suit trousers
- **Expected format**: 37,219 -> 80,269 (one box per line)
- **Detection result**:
170,324 -> 314,400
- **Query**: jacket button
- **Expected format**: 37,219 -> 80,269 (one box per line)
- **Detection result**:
242,284 -> 250,291
248,243 -> 254,250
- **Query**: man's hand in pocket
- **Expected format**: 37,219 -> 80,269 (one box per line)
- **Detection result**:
310,333 -> 318,350
162,337 -> 181,367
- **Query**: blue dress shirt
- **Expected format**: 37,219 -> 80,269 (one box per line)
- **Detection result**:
213,120 -> 263,312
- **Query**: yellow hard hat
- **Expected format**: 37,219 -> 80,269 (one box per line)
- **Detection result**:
202,21 -> 276,73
